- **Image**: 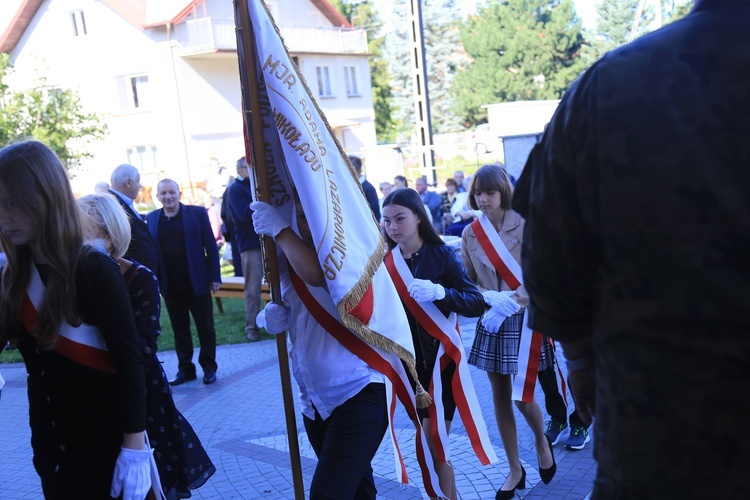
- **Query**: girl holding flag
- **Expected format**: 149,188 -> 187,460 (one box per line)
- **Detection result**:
381,188 -> 487,500
0,141 -> 151,499
460,164 -> 556,499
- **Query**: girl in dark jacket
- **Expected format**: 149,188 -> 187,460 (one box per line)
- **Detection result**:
382,188 -> 485,500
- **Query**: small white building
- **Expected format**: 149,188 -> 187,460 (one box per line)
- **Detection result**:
0,0 -> 376,197
482,99 -> 560,179
484,99 -> 560,138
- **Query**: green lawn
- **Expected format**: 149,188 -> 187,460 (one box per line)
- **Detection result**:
1,261 -> 272,364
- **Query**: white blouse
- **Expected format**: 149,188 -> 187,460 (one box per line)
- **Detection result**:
279,260 -> 384,421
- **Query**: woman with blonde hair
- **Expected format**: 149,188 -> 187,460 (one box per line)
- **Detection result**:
79,192 -> 215,499
0,140 -> 150,499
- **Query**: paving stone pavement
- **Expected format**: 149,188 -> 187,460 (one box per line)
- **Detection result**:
0,316 -> 596,499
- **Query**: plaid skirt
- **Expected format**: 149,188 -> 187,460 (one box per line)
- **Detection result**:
468,310 -> 555,375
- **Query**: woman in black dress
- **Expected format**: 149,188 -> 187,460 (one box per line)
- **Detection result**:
79,192 -> 215,498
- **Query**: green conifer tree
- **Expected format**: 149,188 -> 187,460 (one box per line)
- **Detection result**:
452,0 -> 587,125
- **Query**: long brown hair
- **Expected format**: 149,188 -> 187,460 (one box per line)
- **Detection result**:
0,140 -> 85,347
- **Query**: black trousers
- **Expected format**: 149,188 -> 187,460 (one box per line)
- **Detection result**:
303,383 -> 388,500
163,291 -> 218,375
538,365 -> 585,427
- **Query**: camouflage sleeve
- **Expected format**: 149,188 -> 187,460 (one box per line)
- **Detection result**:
512,64 -> 603,343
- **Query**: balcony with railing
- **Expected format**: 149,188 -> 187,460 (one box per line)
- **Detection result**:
173,18 -> 368,56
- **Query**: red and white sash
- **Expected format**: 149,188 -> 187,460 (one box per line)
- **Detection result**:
23,262 -> 167,499
470,214 -> 566,404
22,263 -> 116,374
289,269 -> 446,499
384,249 -> 497,467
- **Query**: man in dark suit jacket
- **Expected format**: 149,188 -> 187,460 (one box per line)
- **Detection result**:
109,164 -> 158,273
147,179 -> 222,386
226,157 -> 263,341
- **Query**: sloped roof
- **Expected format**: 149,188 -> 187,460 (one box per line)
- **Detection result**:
311,0 -> 350,27
0,0 -> 351,53
0,0 -> 43,53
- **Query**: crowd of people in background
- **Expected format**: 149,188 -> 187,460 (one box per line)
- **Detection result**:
375,168 -> 483,237
4,4 -> 747,495
0,146 -> 588,499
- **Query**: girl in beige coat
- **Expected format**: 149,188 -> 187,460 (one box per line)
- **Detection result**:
460,164 -> 556,500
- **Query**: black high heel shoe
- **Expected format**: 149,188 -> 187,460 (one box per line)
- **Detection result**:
496,466 -> 526,500
539,433 -> 557,484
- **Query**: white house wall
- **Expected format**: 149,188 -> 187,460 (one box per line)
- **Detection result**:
295,53 -> 375,154
7,0 -> 192,192
274,0 -> 335,28
485,100 -> 561,137
175,56 -> 245,168
196,0 -> 309,28
5,0 -> 378,197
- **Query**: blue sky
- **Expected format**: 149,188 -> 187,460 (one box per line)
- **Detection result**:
573,0 -> 598,28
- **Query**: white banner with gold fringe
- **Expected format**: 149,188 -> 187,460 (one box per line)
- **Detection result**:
237,0 -> 446,496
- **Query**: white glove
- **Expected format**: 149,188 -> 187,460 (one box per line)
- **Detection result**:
110,447 -> 153,500
257,302 -> 289,334
408,279 -> 446,302
481,305 -> 511,332
482,290 -> 520,316
251,201 -> 289,238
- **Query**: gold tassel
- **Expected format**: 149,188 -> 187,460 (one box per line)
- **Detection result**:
415,380 -> 432,409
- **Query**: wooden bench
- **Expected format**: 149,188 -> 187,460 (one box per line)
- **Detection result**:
212,277 -> 271,313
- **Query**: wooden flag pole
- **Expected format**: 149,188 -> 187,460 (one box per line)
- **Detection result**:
234,1 -> 305,498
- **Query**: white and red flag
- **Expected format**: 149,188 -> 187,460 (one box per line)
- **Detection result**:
233,0 -> 461,496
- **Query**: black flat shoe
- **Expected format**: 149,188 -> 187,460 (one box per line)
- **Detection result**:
169,372 -> 197,386
539,433 -> 557,484
203,371 -> 217,385
496,466 -> 525,499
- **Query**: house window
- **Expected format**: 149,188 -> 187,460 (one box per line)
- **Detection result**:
71,10 -> 87,36
117,75 -> 151,111
127,145 -> 158,175
344,66 -> 359,96
316,66 -> 332,97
